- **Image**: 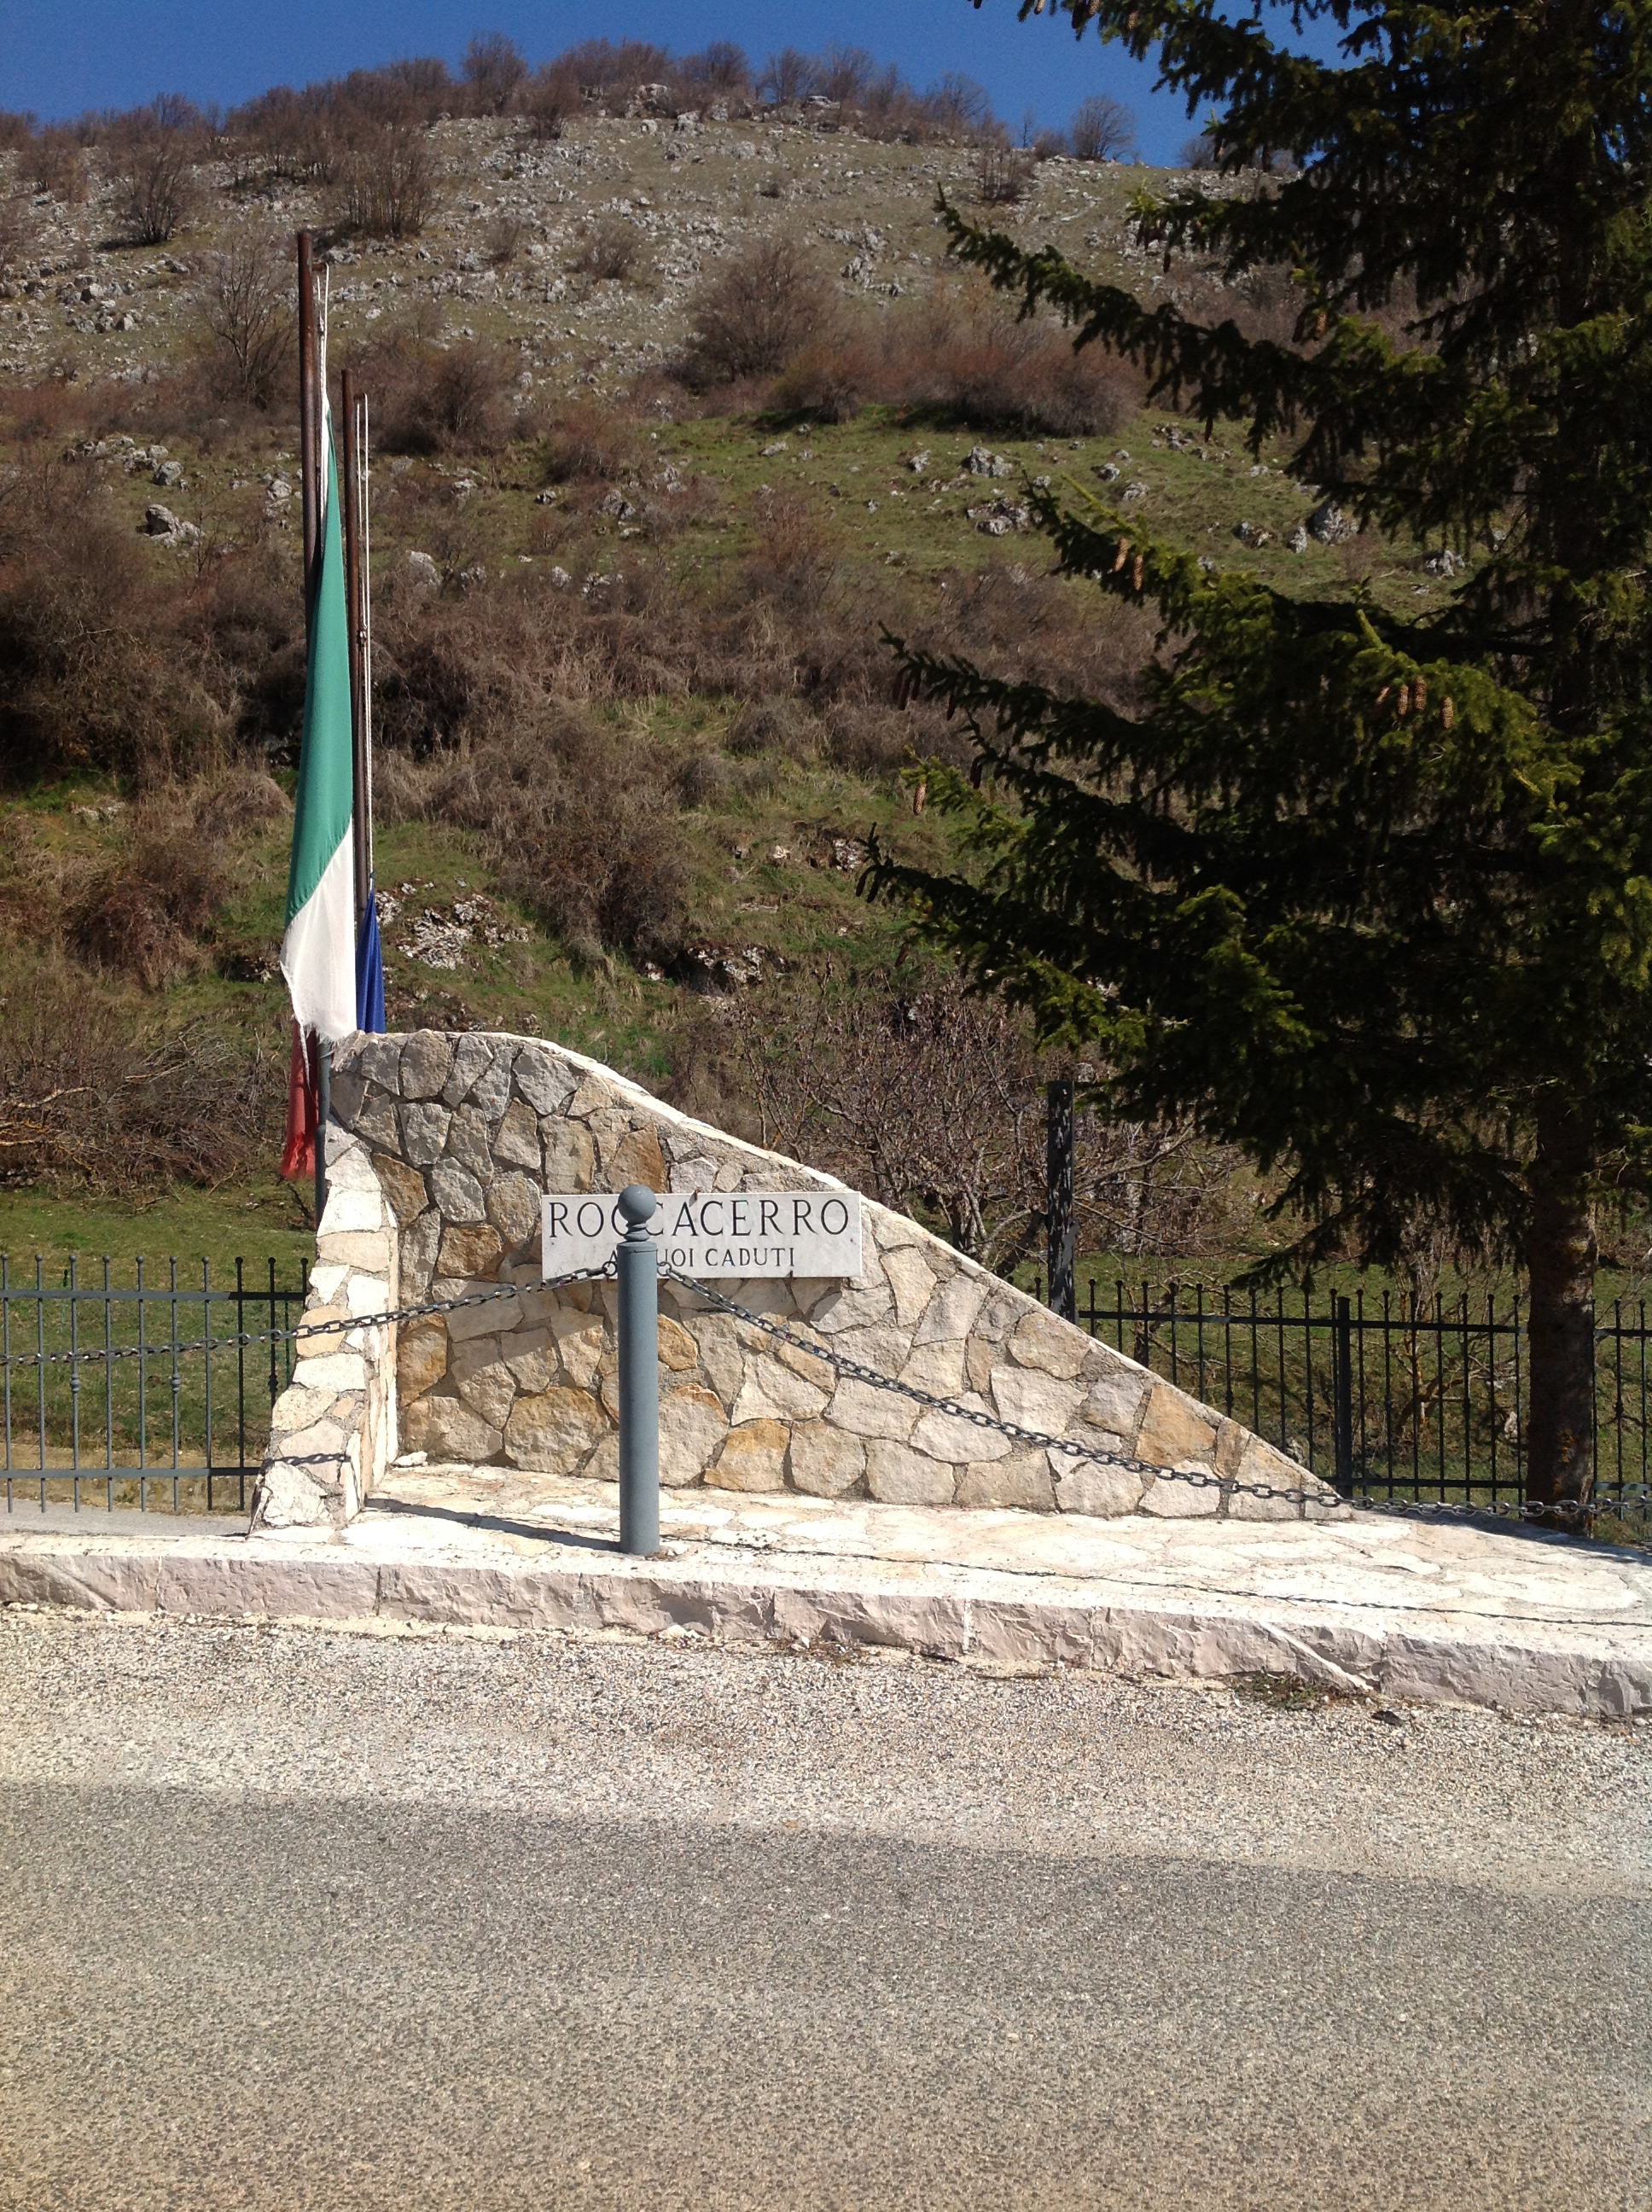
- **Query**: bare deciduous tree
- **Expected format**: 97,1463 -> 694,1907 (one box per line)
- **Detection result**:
196,236 -> 294,407
111,104 -> 201,244
708,969 -> 1230,1272
974,143 -> 1034,207
333,121 -> 434,239
463,32 -> 528,115
682,236 -> 831,384
1067,95 -> 1137,164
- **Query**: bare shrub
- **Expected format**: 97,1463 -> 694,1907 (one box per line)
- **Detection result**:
484,213 -> 526,266
754,48 -> 993,143
683,237 -> 833,386
195,236 -> 294,409
110,110 -> 201,244
462,32 -> 528,115
728,696 -> 817,760
927,72 -> 995,137
558,38 -> 673,109
1067,95 -> 1137,163
538,399 -> 641,482
878,284 -> 1138,436
678,43 -> 752,101
744,492 -> 837,613
767,339 -> 875,423
26,126 -> 87,203
71,818 -> 227,990
568,216 -> 640,283
523,63 -> 577,140
333,122 -> 433,238
378,338 -> 515,454
423,712 -> 689,963
0,960 -> 279,1194
757,49 -> 819,104
0,189 -> 40,278
1182,131 -> 1219,168
189,766 -> 290,842
821,701 -> 917,777
0,485 -> 230,783
974,143 -> 1033,205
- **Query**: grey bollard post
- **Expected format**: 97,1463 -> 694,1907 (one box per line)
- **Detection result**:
614,1184 -> 660,1556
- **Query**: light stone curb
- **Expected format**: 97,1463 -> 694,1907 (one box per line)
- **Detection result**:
1,1530 -> 1646,1720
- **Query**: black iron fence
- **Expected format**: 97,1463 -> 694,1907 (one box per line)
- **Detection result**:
1032,1274 -> 1651,1522
2,1255 -> 310,1516
5,1246 -> 1649,1526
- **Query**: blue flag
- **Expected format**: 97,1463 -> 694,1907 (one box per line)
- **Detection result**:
356,884 -> 386,1033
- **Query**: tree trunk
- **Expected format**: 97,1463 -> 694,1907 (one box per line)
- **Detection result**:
1525,1106 -> 1597,1522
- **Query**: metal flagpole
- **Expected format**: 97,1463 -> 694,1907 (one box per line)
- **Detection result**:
294,231 -> 328,1226
313,265 -> 333,1220
340,366 -> 369,935
296,230 -> 318,606
359,392 -> 375,898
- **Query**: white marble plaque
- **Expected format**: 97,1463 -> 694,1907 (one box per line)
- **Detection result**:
542,1190 -> 862,1280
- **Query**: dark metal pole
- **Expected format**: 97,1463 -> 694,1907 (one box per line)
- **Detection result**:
315,1040 -> 330,1228
297,229 -> 326,1227
296,230 -> 318,603
340,366 -> 369,934
1046,1077 -> 1076,1324
1333,1293 -> 1354,1493
614,1184 -> 659,1556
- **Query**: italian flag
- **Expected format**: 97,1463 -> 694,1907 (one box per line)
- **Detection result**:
279,405 -> 356,1178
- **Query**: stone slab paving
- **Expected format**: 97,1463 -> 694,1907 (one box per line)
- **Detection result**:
3,1473 -> 1648,1719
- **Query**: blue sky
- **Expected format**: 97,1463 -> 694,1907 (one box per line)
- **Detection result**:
3,0 -> 1224,163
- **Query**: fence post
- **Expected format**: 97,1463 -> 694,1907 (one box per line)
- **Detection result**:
315,1039 -> 331,1225
1333,1293 -> 1354,1493
614,1184 -> 660,1557
1046,1078 -> 1076,1324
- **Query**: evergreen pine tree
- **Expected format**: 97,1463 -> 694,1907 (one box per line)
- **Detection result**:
873,0 -> 1652,1517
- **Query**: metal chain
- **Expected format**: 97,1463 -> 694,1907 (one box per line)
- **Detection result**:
661,1269 -> 1640,1538
9,1251 -> 1638,1540
0,1264 -> 616,1376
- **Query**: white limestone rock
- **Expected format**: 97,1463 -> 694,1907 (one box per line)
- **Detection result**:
990,1366 -> 1085,1435
910,1395 -> 1008,1464
825,1377 -> 920,1443
400,1031 -> 455,1101
865,1439 -> 957,1505
1141,1462 -> 1223,1516
1053,1456 -> 1145,1517
788,1420 -> 865,1499
401,1393 -> 503,1464
504,1386 -> 610,1473
660,1384 -> 727,1485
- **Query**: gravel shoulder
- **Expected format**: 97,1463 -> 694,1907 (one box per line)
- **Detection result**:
2,1607 -> 1645,1896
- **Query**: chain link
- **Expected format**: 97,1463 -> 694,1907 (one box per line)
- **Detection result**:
9,1252 -> 1637,1541
661,1269 -> 1640,1539
0,1264 -> 616,1377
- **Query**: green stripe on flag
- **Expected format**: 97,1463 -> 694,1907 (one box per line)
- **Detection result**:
285,432 -> 354,925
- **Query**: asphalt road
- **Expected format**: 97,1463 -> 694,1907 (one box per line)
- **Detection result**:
0,1611 -> 1647,2211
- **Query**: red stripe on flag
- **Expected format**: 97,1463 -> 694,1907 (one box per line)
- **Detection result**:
280,1021 -> 319,1182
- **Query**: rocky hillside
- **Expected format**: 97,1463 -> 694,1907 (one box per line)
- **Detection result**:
0,93 -> 1446,1261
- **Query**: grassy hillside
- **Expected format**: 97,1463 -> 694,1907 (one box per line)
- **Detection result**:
0,99 -> 1507,1280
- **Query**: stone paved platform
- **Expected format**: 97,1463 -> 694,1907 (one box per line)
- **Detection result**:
3,1467 -> 1648,1718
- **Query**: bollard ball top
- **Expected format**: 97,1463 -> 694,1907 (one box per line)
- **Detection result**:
617,1184 -> 658,1228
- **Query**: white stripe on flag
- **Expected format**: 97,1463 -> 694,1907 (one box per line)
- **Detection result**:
281,830 -> 357,1043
